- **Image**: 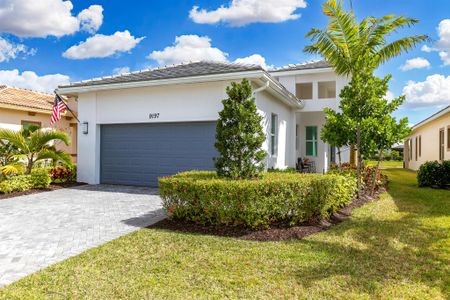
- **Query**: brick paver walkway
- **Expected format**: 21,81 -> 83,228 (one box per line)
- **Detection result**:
0,185 -> 164,287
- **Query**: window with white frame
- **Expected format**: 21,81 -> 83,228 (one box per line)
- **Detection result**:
296,83 -> 313,100
306,126 -> 318,156
270,113 -> 278,156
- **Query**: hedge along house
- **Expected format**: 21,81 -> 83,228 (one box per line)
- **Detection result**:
57,61 -> 350,187
404,105 -> 450,171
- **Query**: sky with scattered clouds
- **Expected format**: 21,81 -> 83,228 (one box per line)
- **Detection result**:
0,0 -> 448,125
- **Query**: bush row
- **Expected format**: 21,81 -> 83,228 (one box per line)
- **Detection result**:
0,169 -> 51,194
159,171 -> 357,228
417,160 -> 450,188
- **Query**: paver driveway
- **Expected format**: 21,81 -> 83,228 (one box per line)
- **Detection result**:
0,185 -> 164,287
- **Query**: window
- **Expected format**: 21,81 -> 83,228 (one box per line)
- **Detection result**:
270,113 -> 278,156
318,81 -> 336,99
419,135 -> 421,157
296,83 -> 313,100
447,126 -> 450,151
21,120 -> 41,129
415,136 -> 418,161
439,128 -> 444,160
306,126 -> 318,157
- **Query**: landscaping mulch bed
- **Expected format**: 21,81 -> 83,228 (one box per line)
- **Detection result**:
149,188 -> 385,242
0,182 -> 85,200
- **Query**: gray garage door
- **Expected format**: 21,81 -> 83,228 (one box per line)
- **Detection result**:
100,122 -> 217,187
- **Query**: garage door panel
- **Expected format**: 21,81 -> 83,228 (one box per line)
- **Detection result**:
100,122 -> 217,187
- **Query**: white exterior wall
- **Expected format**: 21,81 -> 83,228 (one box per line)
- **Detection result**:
76,81 -> 294,183
255,90 -> 296,169
277,71 -> 350,173
405,112 -> 450,171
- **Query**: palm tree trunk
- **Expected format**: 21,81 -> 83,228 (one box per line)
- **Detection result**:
371,149 -> 383,196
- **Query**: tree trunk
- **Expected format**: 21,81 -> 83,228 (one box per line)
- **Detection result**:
338,148 -> 342,171
26,158 -> 33,175
356,126 -> 362,198
371,149 -> 383,196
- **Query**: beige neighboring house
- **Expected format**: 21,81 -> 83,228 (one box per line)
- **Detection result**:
0,85 -> 78,162
404,105 -> 450,170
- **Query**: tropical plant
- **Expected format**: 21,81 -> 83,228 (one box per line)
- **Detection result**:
304,0 -> 427,196
214,79 -> 266,179
304,0 -> 428,76
0,125 -> 72,174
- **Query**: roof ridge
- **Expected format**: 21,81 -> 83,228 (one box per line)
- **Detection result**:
272,60 -> 326,71
64,60 -> 263,87
0,84 -> 54,96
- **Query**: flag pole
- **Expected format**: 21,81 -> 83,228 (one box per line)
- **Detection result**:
54,91 -> 81,124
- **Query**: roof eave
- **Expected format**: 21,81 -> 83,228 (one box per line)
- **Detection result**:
56,70 -> 266,95
0,103 -> 52,115
411,105 -> 450,131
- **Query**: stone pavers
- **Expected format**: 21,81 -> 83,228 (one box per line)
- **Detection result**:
0,185 -> 164,287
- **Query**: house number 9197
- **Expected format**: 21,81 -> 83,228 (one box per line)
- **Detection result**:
149,113 -> 160,119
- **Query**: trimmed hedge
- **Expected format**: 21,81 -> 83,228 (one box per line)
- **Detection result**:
417,160 -> 450,188
0,169 -> 51,194
159,171 -> 357,228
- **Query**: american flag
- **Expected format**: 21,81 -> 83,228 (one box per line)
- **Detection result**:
51,94 -> 67,126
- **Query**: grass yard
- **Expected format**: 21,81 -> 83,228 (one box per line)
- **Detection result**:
365,160 -> 404,168
1,169 -> 449,299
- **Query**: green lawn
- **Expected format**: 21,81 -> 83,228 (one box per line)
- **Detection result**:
1,169 -> 449,299
365,160 -> 404,168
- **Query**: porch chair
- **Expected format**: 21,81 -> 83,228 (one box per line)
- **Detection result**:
296,158 -> 310,173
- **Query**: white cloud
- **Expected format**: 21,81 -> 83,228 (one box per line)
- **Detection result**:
400,57 -> 431,71
0,69 -> 70,92
385,90 -> 395,101
189,0 -> 307,26
113,66 -> 130,75
148,35 -> 228,66
0,0 -> 103,38
421,19 -> 450,66
148,35 -> 273,70
403,74 -> 450,107
234,54 -> 272,69
77,5 -> 103,34
0,37 -> 35,62
63,30 -> 144,60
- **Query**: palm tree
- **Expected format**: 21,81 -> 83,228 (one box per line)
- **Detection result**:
304,0 -> 428,195
0,125 -> 72,174
305,0 -> 428,75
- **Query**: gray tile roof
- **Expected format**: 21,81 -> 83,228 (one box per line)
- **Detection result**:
271,60 -> 330,72
60,61 -> 263,88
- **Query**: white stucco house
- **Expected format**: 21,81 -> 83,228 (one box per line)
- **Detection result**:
57,61 -> 350,187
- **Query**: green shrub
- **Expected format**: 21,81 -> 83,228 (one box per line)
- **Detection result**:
0,170 -> 51,194
417,160 -> 450,188
159,171 -> 357,228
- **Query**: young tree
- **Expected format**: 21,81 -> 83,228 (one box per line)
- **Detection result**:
214,79 -> 266,179
0,125 -> 72,174
304,0 -> 427,197
321,109 -> 352,170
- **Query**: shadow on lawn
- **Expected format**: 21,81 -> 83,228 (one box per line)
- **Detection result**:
293,170 -> 450,297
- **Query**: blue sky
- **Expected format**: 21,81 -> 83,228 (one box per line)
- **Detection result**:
0,0 -> 449,125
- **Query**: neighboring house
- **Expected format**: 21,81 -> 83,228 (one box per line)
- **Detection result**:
0,85 -> 78,162
57,61 -> 350,187
404,105 -> 450,170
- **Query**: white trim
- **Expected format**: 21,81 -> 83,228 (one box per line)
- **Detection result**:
269,67 -> 333,77
57,71 -> 304,109
412,105 -> 450,131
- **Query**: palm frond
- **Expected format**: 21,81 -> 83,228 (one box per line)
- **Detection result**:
0,129 -> 28,151
376,35 -> 430,65
29,129 -> 70,151
36,149 -> 73,166
0,162 -> 25,175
